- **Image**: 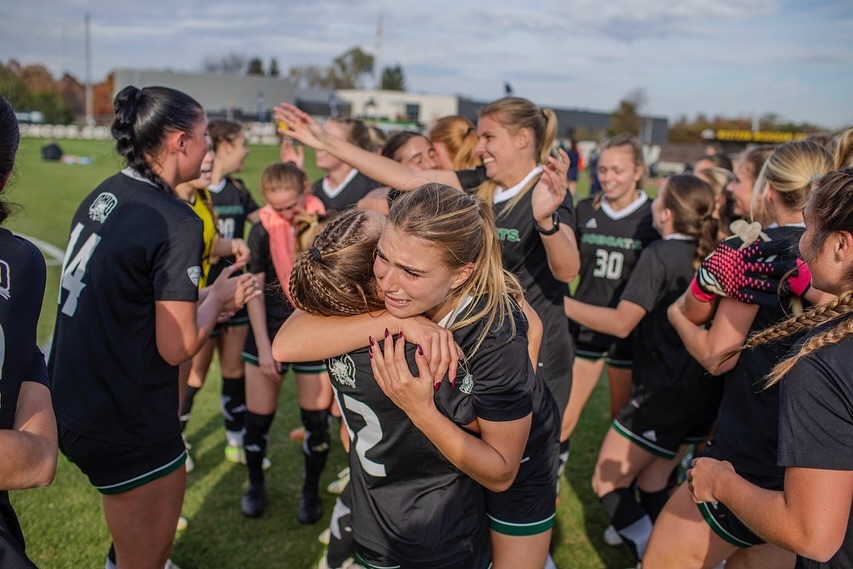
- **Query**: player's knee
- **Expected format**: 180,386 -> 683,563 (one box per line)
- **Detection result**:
301,408 -> 330,452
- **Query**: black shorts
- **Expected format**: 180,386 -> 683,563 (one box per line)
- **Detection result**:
58,426 -> 186,495
352,530 -> 491,569
242,327 -> 326,374
486,435 -> 559,536
698,500 -> 764,548
0,500 -> 36,569
570,319 -> 633,366
612,379 -> 720,459
210,306 -> 250,337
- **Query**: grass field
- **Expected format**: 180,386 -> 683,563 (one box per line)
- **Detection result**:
7,137 -> 633,569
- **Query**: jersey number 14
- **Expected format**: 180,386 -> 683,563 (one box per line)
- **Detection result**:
59,223 -> 102,317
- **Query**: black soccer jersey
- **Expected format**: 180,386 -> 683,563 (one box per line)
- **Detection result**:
455,165 -> 488,190
49,170 -> 203,445
701,225 -> 807,486
245,222 -> 292,330
492,172 -> 577,413
778,323 -> 853,569
0,230 -> 48,564
620,239 -> 709,388
572,193 -> 660,349
207,176 -> 259,283
311,170 -> 380,213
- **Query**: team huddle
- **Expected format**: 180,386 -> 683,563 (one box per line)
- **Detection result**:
3,85 -> 853,569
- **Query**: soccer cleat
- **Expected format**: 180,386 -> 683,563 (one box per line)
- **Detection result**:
184,453 -> 195,474
164,560 -> 182,569
241,484 -> 266,518
225,444 -> 272,470
298,492 -> 323,524
176,516 -> 188,532
604,524 -> 624,546
326,467 -> 350,495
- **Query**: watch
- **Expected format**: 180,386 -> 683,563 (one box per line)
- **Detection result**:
534,212 -> 560,235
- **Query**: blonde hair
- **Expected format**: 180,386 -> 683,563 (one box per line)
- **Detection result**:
260,162 -> 308,195
476,97 -> 558,210
753,140 -> 833,215
724,169 -> 853,386
833,127 -> 853,169
428,115 -> 480,169
592,134 -> 645,209
389,183 -> 523,356
289,209 -> 385,316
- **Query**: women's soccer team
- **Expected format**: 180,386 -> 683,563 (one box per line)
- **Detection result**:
2,85 -> 853,569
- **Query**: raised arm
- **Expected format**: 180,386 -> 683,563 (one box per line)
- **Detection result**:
533,150 -> 580,282
274,103 -> 463,191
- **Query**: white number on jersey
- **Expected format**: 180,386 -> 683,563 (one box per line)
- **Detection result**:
59,223 -> 102,317
339,393 -> 387,478
592,249 -> 624,280
218,218 -> 236,240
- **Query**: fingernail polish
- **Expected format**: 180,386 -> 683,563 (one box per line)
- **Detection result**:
399,331 -> 404,341
434,382 -> 440,392
368,348 -> 374,359
369,336 -> 375,347
418,345 -> 424,356
385,328 -> 390,338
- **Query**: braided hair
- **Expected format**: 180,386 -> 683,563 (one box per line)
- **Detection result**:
111,85 -> 204,195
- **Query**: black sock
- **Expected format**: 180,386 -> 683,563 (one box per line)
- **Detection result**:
639,487 -> 670,522
107,543 -> 116,566
301,408 -> 331,498
600,488 -> 653,562
326,483 -> 355,568
180,385 -> 202,431
244,411 -> 275,488
221,376 -> 247,445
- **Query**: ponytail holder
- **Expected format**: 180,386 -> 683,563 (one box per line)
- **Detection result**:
310,247 -> 322,261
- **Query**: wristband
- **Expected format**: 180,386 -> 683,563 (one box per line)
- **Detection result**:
690,276 -> 717,303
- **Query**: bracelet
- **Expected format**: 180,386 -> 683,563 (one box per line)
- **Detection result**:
534,212 -> 560,235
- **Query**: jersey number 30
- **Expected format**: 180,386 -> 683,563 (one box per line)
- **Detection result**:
59,223 -> 102,317
593,249 -> 624,280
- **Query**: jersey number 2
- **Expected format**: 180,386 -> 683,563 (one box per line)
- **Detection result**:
59,223 -> 102,317
339,393 -> 387,478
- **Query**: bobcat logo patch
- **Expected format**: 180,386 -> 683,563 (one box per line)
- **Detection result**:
187,266 -> 201,287
0,259 -> 9,300
88,192 -> 118,223
328,354 -> 357,389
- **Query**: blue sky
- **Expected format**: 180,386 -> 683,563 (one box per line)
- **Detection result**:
1,0 -> 850,128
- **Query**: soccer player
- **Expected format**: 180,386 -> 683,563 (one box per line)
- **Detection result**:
48,86 -> 258,569
0,94 -> 58,569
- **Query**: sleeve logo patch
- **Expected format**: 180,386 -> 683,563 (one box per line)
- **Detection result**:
88,192 -> 119,223
187,266 -> 201,287
328,354 -> 357,389
0,259 -> 10,300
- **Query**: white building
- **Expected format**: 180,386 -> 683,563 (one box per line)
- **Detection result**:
334,89 -> 458,126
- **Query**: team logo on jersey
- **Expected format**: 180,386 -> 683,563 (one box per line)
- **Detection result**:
585,218 -> 598,229
0,259 -> 9,300
88,192 -> 119,223
187,266 -> 201,287
459,372 -> 474,394
328,354 -> 357,389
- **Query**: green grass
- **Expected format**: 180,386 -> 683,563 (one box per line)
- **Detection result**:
8,138 -> 631,569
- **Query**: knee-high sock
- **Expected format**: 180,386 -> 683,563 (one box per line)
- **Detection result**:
244,411 -> 275,488
221,375 -> 247,447
179,385 -> 202,431
600,488 -> 653,562
301,408 -> 331,498
639,487 -> 670,522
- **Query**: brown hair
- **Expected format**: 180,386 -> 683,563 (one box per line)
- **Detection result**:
429,115 -> 480,169
289,209 -> 385,316
662,175 -> 719,268
330,117 -> 373,151
592,133 -> 645,209
389,183 -> 522,356
208,120 -> 244,151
